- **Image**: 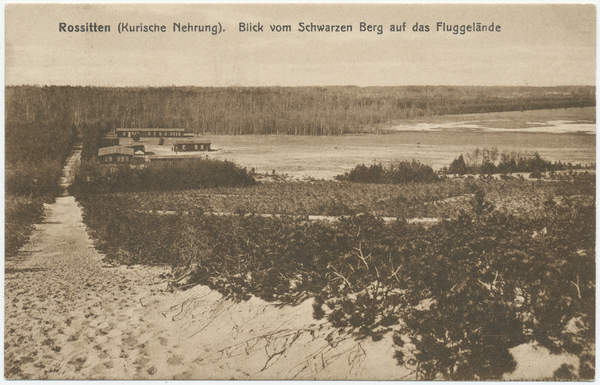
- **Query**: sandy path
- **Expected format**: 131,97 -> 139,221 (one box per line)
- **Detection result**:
5,194 -> 165,379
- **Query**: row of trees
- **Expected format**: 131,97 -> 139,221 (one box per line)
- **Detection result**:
7,85 -> 595,136
445,148 -> 595,176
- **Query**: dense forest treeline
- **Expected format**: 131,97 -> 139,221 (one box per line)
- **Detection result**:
6,85 -> 595,137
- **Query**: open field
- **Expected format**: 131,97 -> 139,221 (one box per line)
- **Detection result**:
391,106 -> 595,132
125,108 -> 595,179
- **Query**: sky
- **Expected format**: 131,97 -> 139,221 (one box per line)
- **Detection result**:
4,3 -> 596,87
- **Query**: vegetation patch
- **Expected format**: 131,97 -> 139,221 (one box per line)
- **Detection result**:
444,148 -> 595,177
71,157 -> 255,195
75,175 -> 594,220
5,196 -> 46,257
76,175 -> 595,380
5,87 -> 77,256
335,160 -> 439,184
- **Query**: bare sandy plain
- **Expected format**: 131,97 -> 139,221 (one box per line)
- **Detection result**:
126,107 -> 595,180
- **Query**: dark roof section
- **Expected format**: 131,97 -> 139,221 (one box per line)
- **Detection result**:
146,154 -> 207,161
116,128 -> 186,132
173,140 -> 211,145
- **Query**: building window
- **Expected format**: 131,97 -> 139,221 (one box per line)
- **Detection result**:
107,156 -> 112,162
182,145 -> 187,150
195,145 -> 199,150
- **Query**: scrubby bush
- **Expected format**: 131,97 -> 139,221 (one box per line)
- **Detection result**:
448,154 -> 468,175
5,196 -> 45,256
71,157 -> 255,195
336,160 -> 439,184
80,122 -> 111,161
5,160 -> 65,197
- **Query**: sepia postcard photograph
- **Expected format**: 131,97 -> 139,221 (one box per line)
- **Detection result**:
4,3 -> 596,381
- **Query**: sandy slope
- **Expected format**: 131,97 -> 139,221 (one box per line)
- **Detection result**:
4,192 -> 409,380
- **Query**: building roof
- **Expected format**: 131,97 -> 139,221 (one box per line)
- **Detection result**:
173,141 -> 211,145
147,154 -> 207,161
98,146 -> 135,156
116,128 -> 186,132
102,133 -> 118,139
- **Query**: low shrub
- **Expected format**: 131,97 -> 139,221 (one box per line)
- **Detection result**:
5,196 -> 45,256
71,157 -> 255,195
6,160 -> 65,197
336,160 -> 439,184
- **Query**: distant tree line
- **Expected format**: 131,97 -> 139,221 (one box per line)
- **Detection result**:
7,85 -> 596,137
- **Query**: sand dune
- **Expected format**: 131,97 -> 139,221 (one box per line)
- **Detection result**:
4,194 -> 408,380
